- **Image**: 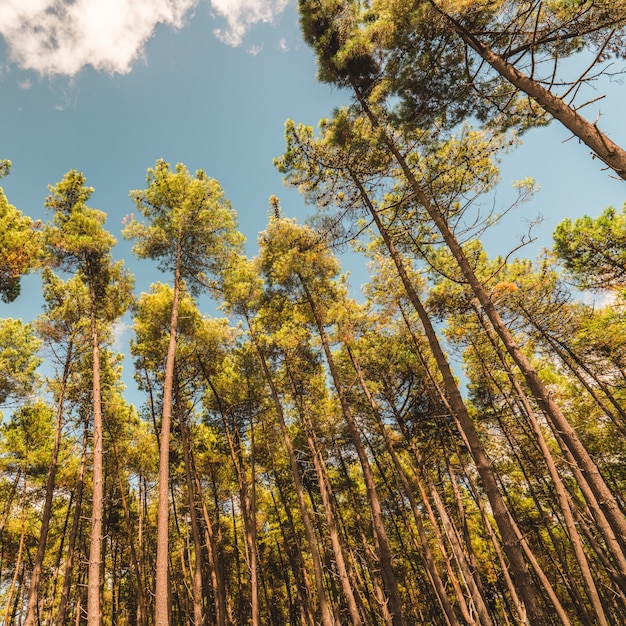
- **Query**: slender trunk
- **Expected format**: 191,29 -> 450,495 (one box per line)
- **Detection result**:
245,311 -> 335,626
523,310 -> 626,437
285,359 -> 364,626
333,440 -> 395,626
87,289 -> 104,626
180,408 -> 205,626
427,0 -> 626,179
193,451 -> 227,626
354,171 -> 546,624
108,423 -> 148,626
264,439 -> 316,626
155,242 -> 182,626
299,279 -> 407,626
199,363 -> 255,626
361,94 -> 626,554
2,472 -> 27,625
475,316 -> 610,624
346,345 -> 466,626
24,342 -> 73,626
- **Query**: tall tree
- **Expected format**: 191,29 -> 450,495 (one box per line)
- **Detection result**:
43,170 -> 133,626
124,160 -> 243,626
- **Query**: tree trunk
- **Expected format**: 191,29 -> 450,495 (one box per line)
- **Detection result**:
346,345 -> 466,626
476,317 -> 610,624
200,364 -> 255,626
2,472 -> 27,625
299,280 -> 407,626
87,289 -> 104,626
245,311 -> 335,626
56,420 -> 89,626
180,409 -> 205,626
285,359 -> 365,626
155,241 -> 182,626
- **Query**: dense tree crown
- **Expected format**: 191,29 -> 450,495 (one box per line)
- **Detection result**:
1,6 -> 626,625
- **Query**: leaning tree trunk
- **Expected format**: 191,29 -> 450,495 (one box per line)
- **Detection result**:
299,278 -> 407,626
426,0 -> 626,180
345,345 -> 468,626
285,358 -> 365,626
245,312 -> 335,626
354,91 -> 626,564
354,176 -> 548,625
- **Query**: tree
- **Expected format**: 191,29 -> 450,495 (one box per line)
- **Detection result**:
124,160 -> 243,626
42,170 -> 133,626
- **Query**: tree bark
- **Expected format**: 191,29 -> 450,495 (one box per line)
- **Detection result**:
299,279 -> 407,626
87,286 -> 104,626
155,240 -> 182,626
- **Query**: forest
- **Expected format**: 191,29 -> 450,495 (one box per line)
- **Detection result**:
1,1 -> 626,625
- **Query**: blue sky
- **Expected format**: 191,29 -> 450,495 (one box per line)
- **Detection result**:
1,0 -> 625,361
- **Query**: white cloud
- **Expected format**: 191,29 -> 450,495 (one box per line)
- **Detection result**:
279,37 -> 288,52
0,0 -> 198,76
211,0 -> 289,47
0,0 -> 291,77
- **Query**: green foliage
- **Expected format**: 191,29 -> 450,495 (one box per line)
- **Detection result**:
0,400 -> 54,475
0,166 -> 42,302
553,203 -> 626,290
0,319 -> 41,407
299,0 -> 626,132
124,160 -> 244,295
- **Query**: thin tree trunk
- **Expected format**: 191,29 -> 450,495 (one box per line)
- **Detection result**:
346,344 -> 467,626
107,420 -> 148,626
56,420 -> 89,626
155,241 -> 182,626
245,311 -> 335,626
356,86 -> 626,561
179,400 -> 205,626
475,317 -> 610,625
2,471 -> 27,625
199,363 -> 255,626
299,278 -> 407,626
285,358 -> 364,626
87,293 -> 104,626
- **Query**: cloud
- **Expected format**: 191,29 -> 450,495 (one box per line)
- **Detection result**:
0,0 -> 291,77
0,0 -> 198,76
211,0 -> 289,47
